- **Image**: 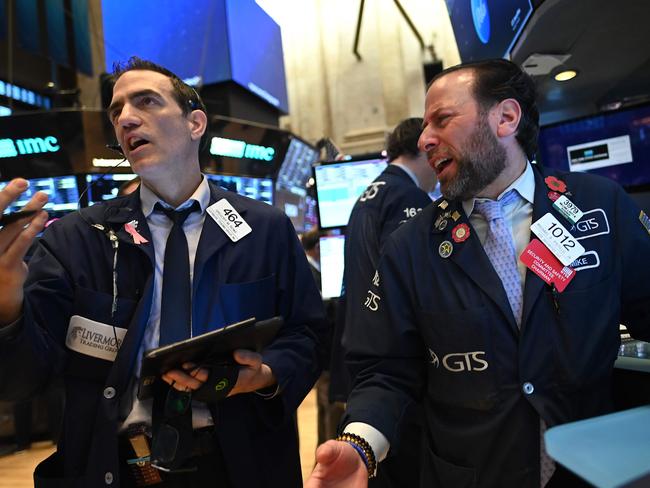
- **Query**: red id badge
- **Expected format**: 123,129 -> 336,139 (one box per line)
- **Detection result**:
520,238 -> 576,292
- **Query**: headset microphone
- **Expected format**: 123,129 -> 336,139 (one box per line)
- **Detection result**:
76,146 -> 129,210
106,143 -> 124,155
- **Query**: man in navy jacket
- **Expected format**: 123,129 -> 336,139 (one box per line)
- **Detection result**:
329,117 -> 435,487
0,58 -> 328,487
307,59 -> 650,487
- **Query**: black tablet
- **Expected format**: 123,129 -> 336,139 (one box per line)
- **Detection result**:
138,316 -> 283,399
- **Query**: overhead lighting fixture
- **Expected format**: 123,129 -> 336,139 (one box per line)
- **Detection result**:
554,70 -> 578,82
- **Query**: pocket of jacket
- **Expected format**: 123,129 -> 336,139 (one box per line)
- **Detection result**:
421,444 -> 477,488
217,274 -> 276,326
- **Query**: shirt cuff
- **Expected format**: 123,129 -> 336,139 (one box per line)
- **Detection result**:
0,316 -> 24,340
343,422 -> 390,463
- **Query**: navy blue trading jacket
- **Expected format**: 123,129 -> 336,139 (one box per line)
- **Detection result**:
330,164 -> 432,401
0,181 -> 328,487
342,164 -> 650,488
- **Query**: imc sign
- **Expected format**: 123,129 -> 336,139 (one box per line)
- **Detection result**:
0,110 -> 89,179
0,136 -> 60,158
209,136 -> 275,162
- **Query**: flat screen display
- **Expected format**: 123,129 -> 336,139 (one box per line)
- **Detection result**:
86,173 -> 137,205
313,157 -> 387,229
205,173 -> 273,205
444,0 -> 533,62
102,0 -> 288,112
537,103 -> 650,189
319,234 -> 345,299
201,116 -> 290,178
273,136 -> 319,231
0,175 -> 80,219
276,136 -> 319,192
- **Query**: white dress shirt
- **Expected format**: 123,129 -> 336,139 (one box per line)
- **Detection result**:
122,175 -> 214,430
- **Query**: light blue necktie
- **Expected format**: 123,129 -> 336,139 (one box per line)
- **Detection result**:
474,190 -> 523,327
475,191 -> 556,485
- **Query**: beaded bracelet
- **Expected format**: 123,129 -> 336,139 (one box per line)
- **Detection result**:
336,432 -> 377,478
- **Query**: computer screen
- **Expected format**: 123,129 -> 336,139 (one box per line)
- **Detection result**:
202,116 -> 290,178
86,173 -> 137,205
276,136 -> 319,192
102,0 -> 288,112
319,234 -> 345,299
537,103 -> 650,189
273,136 -> 319,232
444,0 -> 533,62
0,175 -> 80,219
205,173 -> 273,205
313,157 -> 388,229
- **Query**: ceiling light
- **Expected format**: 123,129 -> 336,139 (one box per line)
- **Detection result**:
554,70 -> 578,82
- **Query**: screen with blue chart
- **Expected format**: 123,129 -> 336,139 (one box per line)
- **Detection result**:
537,103 -> 650,189
313,157 -> 388,229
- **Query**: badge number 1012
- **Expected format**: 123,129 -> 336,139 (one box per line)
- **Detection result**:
530,213 -> 585,266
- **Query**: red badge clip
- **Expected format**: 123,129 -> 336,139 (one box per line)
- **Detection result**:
520,239 -> 575,292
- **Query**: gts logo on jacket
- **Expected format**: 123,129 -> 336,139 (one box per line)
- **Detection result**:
429,349 -> 489,372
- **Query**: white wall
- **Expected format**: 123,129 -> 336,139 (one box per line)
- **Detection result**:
257,0 -> 460,154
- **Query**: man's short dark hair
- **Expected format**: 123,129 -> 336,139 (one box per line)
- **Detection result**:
430,59 -> 539,161
386,117 -> 424,162
111,57 -> 209,149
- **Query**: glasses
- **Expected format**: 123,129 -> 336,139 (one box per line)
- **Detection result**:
151,388 -> 197,473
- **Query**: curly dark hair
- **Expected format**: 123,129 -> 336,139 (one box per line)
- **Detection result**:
430,59 -> 539,161
386,117 -> 424,162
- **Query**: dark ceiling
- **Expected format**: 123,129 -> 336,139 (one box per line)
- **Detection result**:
510,0 -> 650,124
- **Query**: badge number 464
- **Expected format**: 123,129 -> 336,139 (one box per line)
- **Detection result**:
208,199 -> 252,242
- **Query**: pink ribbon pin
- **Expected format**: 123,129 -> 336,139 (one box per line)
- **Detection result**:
124,222 -> 149,244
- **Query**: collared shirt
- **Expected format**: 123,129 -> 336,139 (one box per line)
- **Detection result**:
346,162 -> 538,469
122,175 -> 214,430
463,162 -> 535,289
390,162 -> 420,188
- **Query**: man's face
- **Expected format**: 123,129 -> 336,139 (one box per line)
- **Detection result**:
418,70 -> 506,200
108,70 -> 198,178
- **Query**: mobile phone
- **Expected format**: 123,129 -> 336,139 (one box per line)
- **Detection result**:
0,210 -> 39,227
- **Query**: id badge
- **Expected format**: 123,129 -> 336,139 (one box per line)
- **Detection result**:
520,239 -> 576,292
530,213 -> 585,266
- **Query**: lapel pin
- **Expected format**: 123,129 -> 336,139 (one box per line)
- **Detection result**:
438,240 -> 453,258
451,211 -> 461,221
544,175 -> 567,194
434,214 -> 448,231
438,200 -> 449,210
452,223 -> 470,243
124,221 -> 149,244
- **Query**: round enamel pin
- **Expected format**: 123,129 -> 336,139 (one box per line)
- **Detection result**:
452,223 -> 470,243
547,191 -> 561,202
438,240 -> 453,258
